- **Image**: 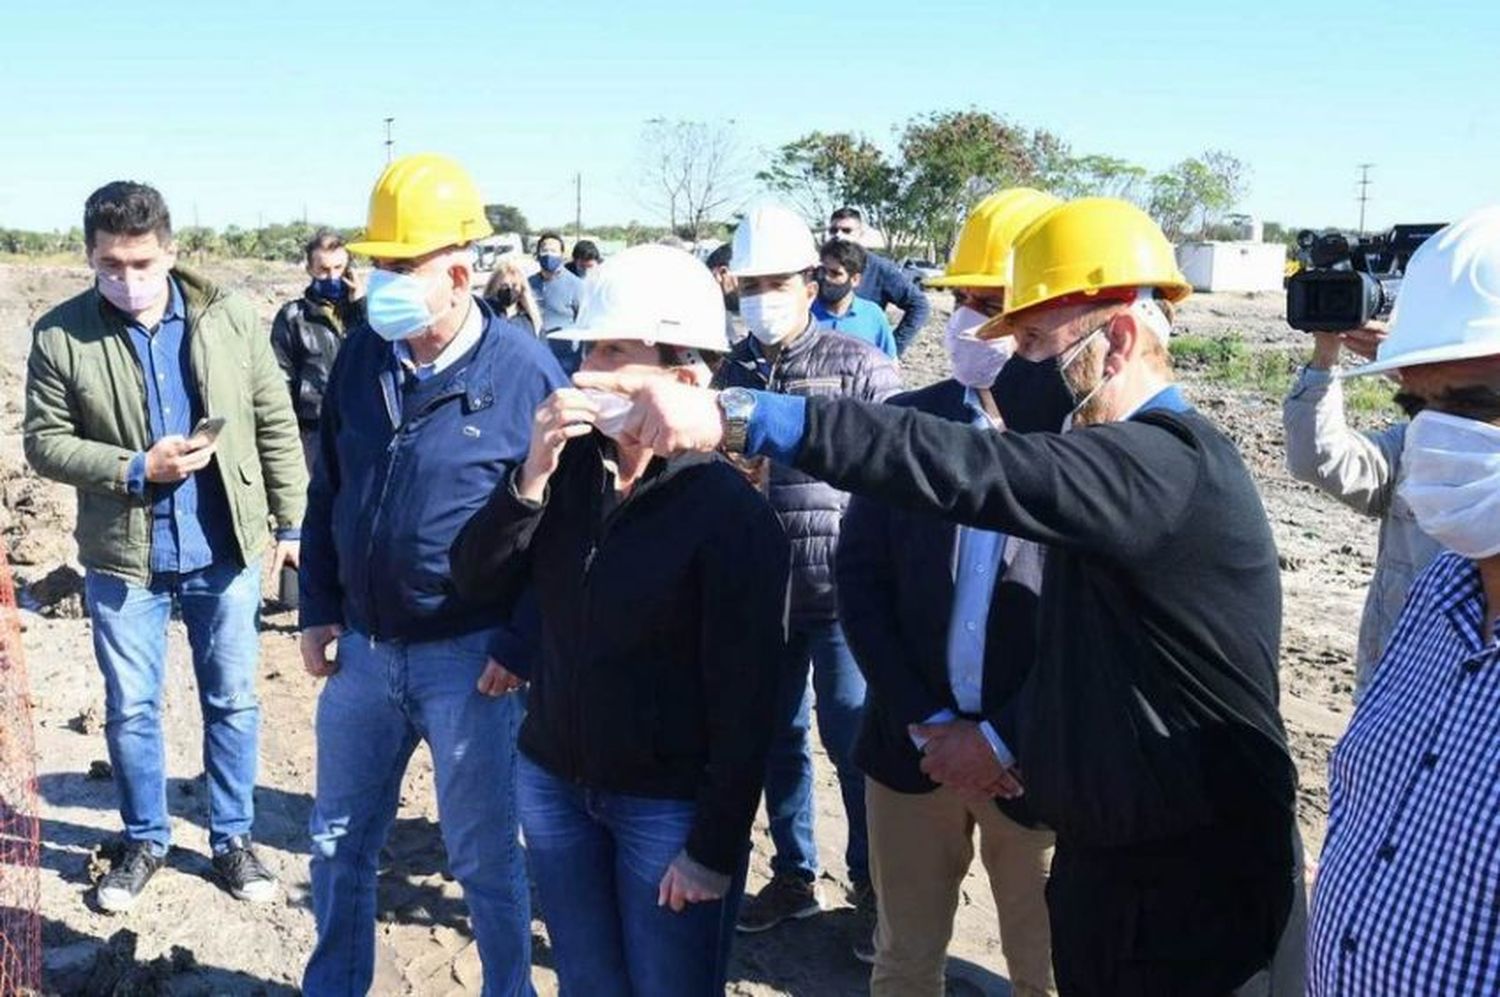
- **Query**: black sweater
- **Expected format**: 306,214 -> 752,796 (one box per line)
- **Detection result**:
449,436 -> 790,875
798,392 -> 1295,854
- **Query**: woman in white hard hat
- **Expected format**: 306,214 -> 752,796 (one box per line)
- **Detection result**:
450,244 -> 791,996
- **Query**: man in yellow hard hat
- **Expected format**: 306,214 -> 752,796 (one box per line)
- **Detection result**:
298,153 -> 567,997
577,197 -> 1298,996
924,190 -> 1062,422
836,188 -> 1058,993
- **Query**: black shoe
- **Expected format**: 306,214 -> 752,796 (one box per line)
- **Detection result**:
213,837 -> 278,903
95,841 -> 166,913
850,881 -> 878,963
736,874 -> 823,933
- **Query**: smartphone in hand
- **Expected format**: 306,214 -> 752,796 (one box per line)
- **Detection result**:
188,416 -> 227,450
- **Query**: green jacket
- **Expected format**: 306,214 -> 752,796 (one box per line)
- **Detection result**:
24,267 -> 308,585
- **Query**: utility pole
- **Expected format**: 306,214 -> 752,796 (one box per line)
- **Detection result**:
1356,163 -> 1374,237
384,117 -> 395,164
574,172 -> 582,240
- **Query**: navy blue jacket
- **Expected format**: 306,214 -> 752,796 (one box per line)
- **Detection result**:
300,299 -> 566,656
836,380 -> 1044,809
855,251 -> 932,355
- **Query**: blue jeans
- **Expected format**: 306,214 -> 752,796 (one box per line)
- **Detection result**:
764,619 -> 869,886
304,629 -> 532,997
517,755 -> 746,996
84,560 -> 262,854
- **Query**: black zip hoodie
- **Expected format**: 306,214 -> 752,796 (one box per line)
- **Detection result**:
451,434 -> 790,875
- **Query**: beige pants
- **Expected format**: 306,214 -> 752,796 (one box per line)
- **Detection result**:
867,777 -> 1056,997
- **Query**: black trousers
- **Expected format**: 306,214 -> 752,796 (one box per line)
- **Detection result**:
1046,828 -> 1294,997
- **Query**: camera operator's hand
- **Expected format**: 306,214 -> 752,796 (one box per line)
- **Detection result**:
1341,321 -> 1387,361
1311,321 -> 1388,369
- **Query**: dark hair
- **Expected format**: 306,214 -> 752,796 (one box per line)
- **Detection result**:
304,227 -> 346,265
705,243 -> 733,270
535,231 -> 566,254
1413,384 -> 1500,422
819,237 -> 866,276
572,239 -> 601,262
84,181 -> 172,250
829,207 -> 863,225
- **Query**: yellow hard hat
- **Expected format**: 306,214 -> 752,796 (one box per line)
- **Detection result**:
926,188 -> 1061,289
1002,197 -> 1192,316
348,153 -> 493,260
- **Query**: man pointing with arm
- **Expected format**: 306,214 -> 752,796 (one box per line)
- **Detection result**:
578,198 -> 1297,996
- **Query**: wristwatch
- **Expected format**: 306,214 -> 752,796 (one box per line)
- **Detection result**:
717,387 -> 756,454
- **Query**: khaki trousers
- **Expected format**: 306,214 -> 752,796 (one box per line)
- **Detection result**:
867,777 -> 1056,997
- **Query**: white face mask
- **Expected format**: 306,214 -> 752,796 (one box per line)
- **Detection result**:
581,388 -> 633,440
944,305 -> 1011,389
741,289 -> 805,345
1399,409 -> 1500,559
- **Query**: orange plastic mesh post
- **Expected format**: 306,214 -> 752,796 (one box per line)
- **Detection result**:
0,546 -> 40,996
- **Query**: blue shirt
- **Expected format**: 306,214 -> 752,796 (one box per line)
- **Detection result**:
122,279 -> 237,576
529,269 -> 585,374
1309,553 -> 1500,995
812,296 -> 898,357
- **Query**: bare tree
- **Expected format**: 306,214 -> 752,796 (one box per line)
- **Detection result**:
635,119 -> 744,241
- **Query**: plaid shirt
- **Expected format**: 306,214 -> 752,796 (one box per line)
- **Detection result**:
1310,552 -> 1500,995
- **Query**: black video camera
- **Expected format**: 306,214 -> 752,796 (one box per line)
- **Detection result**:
1285,223 -> 1444,331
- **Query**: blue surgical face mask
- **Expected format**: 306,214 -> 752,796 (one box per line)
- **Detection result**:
311,276 -> 347,301
538,253 -> 564,274
365,269 -> 437,341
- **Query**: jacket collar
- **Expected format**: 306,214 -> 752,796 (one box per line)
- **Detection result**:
731,320 -> 823,378
377,297 -> 503,428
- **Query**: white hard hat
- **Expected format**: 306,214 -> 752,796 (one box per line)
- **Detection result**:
1346,205 -> 1500,378
549,243 -> 728,353
729,203 -> 820,278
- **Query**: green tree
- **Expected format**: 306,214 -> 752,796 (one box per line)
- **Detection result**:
756,131 -> 899,233
1148,150 -> 1248,241
1055,154 -> 1150,203
484,203 -> 529,235
892,109 -> 1040,255
176,226 -> 223,259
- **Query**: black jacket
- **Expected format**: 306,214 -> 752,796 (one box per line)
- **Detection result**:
449,436 -> 790,875
270,288 -> 364,427
836,380 -> 1045,799
716,325 -> 900,624
793,389 -> 1295,857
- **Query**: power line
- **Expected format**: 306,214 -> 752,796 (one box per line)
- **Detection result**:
1356,163 -> 1374,237
384,117 -> 395,164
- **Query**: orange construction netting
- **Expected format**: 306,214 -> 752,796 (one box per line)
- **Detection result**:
0,545 -> 39,996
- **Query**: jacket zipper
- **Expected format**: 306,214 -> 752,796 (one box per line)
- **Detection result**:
363,376 -> 475,640
568,461 -> 607,783
569,452 -> 664,783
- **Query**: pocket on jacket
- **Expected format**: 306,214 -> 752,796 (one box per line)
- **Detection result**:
237,455 -> 261,487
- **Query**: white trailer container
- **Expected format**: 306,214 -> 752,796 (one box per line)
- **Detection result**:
1176,241 -> 1286,293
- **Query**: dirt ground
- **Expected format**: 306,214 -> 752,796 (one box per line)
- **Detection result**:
2,260 -> 1371,995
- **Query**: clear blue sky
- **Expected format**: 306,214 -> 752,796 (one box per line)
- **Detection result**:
2,0 -> 1494,235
